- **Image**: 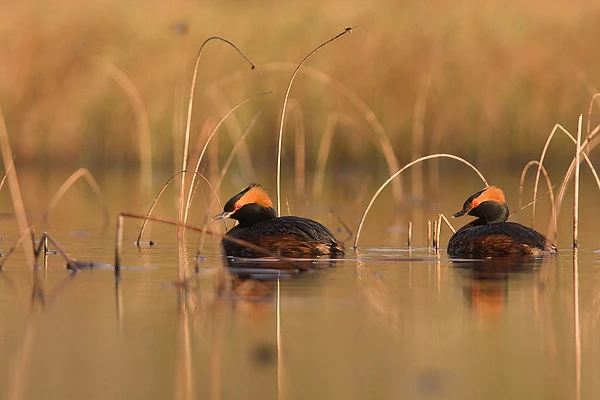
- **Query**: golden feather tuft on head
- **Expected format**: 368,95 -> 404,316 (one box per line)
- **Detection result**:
237,184 -> 274,209
474,186 -> 506,205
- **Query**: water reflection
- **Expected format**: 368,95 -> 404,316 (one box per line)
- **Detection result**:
453,257 -> 546,319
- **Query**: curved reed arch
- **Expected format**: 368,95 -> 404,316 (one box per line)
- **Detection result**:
354,154 -> 488,249
137,170 -> 223,245
179,36 -> 258,229
43,168 -> 110,228
92,56 -> 152,190
518,161 -> 556,234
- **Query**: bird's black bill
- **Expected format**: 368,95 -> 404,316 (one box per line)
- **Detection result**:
452,210 -> 467,218
213,211 -> 233,220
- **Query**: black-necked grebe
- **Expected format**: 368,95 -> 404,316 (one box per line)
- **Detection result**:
214,184 -> 345,258
447,186 -> 557,257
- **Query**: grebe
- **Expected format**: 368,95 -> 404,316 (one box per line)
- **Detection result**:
214,184 -> 345,258
447,186 -> 557,257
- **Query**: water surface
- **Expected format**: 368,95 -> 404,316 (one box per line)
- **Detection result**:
0,169 -> 597,400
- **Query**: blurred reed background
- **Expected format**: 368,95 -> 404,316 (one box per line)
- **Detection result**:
1,0 -> 599,175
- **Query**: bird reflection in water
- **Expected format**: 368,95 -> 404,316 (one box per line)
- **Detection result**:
453,256 -> 547,319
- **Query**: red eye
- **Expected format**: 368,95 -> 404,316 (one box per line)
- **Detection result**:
235,204 -> 242,211
472,202 -> 479,208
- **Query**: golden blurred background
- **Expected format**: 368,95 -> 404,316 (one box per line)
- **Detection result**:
1,0 -> 599,174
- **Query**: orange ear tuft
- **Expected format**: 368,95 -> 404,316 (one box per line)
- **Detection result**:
238,184 -> 274,208
476,186 -> 506,204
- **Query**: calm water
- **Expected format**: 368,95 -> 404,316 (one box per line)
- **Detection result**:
1,168 -> 599,400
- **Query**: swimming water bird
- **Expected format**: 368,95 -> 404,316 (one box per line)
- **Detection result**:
447,186 -> 557,257
214,184 -> 345,258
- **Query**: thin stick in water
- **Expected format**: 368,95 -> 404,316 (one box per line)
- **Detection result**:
115,214 -> 123,280
427,220 -> 432,251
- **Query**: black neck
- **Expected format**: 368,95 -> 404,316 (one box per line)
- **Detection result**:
233,204 -> 276,227
468,200 -> 509,224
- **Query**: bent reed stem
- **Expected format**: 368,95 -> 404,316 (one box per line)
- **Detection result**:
354,154 -> 488,248
276,27 -> 354,216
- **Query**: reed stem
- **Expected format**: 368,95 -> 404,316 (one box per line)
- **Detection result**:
276,27 -> 354,216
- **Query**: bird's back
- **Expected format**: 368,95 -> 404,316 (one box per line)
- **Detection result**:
223,216 -> 345,258
447,221 -> 556,257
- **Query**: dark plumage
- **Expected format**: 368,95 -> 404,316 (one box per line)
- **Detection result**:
214,184 -> 345,258
447,186 -> 557,257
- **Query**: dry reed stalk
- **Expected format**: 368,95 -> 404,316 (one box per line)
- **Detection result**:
261,62 -> 403,203
354,154 -> 488,248
172,28 -> 189,201
440,213 -> 456,234
179,37 -> 257,239
518,161 -> 556,229
0,157 -> 13,191
115,278 -> 123,335
276,27 -> 354,216
407,221 -> 412,248
289,101 -> 306,206
115,214 -> 123,279
0,106 -> 35,270
182,91 -> 273,226
548,122 -> 600,239
42,235 -> 48,277
136,171 -> 222,244
427,220 -> 432,251
533,122 -> 599,225
34,232 -> 79,272
432,220 -> 438,251
43,168 -> 110,227
312,113 -> 339,198
436,214 -> 443,252
93,56 -> 152,190
206,84 -> 256,180
586,93 -> 600,137
573,115 -> 582,247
